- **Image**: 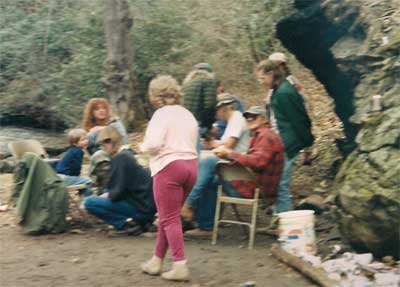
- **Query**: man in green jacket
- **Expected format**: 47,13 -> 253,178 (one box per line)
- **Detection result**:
256,59 -> 314,214
182,63 -> 219,139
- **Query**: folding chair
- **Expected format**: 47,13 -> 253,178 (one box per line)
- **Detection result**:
8,139 -> 58,164
212,161 -> 261,250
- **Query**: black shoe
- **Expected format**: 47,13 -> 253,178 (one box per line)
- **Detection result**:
109,220 -> 143,237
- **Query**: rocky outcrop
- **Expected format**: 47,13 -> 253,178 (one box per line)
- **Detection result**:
277,0 -> 399,258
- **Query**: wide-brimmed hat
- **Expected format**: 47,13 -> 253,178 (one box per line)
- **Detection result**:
96,126 -> 122,144
243,106 -> 267,118
216,93 -> 235,108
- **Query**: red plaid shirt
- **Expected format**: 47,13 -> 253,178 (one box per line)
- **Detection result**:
229,125 -> 284,198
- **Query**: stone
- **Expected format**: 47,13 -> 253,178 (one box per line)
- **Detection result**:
374,273 -> 400,286
241,281 -> 256,287
382,256 -> 395,266
276,0 -> 400,259
295,194 -> 326,214
353,253 -> 373,265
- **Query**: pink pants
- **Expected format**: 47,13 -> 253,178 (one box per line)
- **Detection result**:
153,159 -> 198,262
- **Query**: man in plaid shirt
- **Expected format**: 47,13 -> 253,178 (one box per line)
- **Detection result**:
184,106 -> 284,239
215,106 -> 285,199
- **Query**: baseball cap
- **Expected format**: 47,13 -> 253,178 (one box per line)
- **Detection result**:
193,62 -> 213,73
243,106 -> 267,118
268,52 -> 287,63
216,93 -> 235,108
96,126 -> 122,144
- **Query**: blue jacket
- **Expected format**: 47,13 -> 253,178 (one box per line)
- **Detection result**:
56,146 -> 84,176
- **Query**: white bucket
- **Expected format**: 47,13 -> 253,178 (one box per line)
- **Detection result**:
278,210 -> 316,256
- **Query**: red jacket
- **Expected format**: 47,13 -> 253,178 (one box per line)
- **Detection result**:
229,125 -> 284,198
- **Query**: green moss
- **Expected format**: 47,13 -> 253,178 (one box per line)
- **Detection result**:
375,31 -> 400,55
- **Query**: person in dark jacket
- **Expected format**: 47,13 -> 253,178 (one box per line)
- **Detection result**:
256,59 -> 314,214
182,63 -> 219,141
56,129 -> 92,196
83,126 -> 156,234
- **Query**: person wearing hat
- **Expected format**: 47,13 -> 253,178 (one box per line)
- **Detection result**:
212,91 -> 246,140
185,106 -> 284,238
182,94 -> 250,238
214,106 -> 284,199
83,126 -> 156,235
256,59 -> 314,214
268,52 -> 301,91
182,62 -> 219,144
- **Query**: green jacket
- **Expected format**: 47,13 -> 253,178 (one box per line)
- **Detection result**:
182,70 -> 218,129
10,152 -> 69,234
270,80 -> 314,159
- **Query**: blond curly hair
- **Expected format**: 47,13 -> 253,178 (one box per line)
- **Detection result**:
148,75 -> 181,108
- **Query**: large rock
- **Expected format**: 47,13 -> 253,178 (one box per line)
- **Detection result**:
276,0 -> 399,258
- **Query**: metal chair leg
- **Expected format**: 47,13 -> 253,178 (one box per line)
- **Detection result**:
212,186 -> 223,245
248,200 -> 259,250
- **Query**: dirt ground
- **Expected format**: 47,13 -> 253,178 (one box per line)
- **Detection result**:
0,174 -> 317,287
0,63 -> 343,287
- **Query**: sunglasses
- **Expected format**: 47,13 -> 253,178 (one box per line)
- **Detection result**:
245,115 -> 258,122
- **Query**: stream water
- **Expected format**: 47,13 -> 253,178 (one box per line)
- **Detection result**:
0,126 -> 67,155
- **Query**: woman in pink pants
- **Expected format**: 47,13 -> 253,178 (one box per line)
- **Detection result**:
140,75 -> 198,282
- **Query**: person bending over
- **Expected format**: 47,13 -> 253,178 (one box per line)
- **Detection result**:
84,126 -> 156,235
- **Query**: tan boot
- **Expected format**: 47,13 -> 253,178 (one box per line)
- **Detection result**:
140,255 -> 163,275
180,203 -> 194,221
161,260 -> 190,282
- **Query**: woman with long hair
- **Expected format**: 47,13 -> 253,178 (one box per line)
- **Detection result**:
255,59 -> 314,215
140,75 -> 198,282
81,98 -> 128,155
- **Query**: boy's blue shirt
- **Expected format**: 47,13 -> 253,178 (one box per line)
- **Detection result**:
55,145 -> 84,176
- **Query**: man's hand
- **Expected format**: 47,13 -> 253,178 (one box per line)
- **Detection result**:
213,146 -> 233,159
100,192 -> 109,198
201,139 -> 216,150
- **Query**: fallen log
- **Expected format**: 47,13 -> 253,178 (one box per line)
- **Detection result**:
270,244 -> 340,287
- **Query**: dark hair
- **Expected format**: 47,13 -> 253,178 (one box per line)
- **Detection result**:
255,60 -> 286,88
278,62 -> 291,78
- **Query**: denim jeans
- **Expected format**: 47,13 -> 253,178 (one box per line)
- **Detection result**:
196,127 -> 208,154
197,179 -> 242,231
186,155 -> 219,207
59,174 -> 92,197
83,196 -> 154,229
274,153 -> 298,214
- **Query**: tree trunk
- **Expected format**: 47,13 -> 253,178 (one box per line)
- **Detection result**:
103,0 -> 145,130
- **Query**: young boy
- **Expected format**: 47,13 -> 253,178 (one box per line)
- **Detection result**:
56,129 -> 92,196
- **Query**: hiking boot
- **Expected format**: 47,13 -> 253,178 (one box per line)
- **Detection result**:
184,228 -> 212,239
141,256 -> 163,275
180,203 -> 194,221
109,219 -> 143,237
161,260 -> 190,282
